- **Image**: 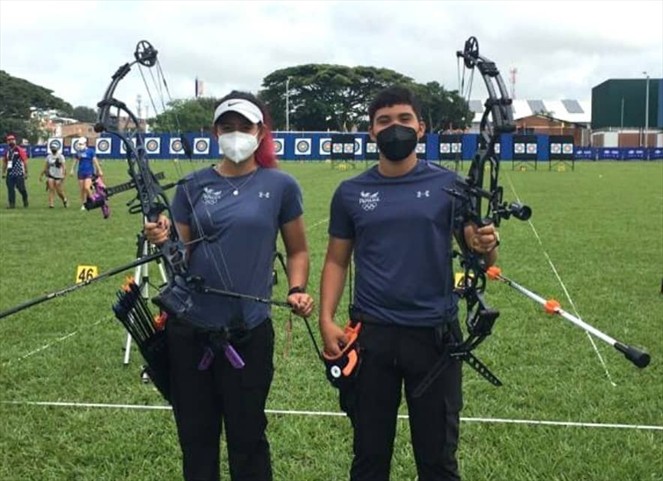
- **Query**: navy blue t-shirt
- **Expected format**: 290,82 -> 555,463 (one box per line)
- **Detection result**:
171,166 -> 303,330
329,160 -> 460,326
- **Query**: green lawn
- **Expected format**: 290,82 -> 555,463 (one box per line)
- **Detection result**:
0,159 -> 662,481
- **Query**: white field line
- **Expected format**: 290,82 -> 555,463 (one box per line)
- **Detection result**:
307,217 -> 329,230
505,174 -> 616,386
3,318 -> 107,366
2,400 -> 662,431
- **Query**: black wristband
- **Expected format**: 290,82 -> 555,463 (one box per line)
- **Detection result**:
288,286 -> 305,296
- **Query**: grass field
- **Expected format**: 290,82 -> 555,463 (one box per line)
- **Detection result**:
0,159 -> 662,481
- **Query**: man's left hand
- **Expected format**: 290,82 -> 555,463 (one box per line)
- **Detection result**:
464,223 -> 499,254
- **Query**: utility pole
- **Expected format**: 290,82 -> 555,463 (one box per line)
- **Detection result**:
643,71 -> 650,149
509,67 -> 518,99
285,76 -> 292,131
136,94 -> 143,132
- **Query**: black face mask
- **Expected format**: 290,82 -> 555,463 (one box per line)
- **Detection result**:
375,124 -> 418,162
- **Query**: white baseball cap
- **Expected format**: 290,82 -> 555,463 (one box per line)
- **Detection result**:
213,98 -> 264,125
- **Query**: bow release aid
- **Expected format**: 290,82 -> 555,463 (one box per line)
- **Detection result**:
322,322 -> 362,388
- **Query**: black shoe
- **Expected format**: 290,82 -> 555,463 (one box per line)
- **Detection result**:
23,201 -> 29,208
6,205 -> 15,209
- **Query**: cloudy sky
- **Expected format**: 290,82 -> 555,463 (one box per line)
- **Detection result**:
1,0 -> 661,113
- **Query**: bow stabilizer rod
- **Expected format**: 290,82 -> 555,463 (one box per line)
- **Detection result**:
486,267 -> 651,368
0,252 -> 162,320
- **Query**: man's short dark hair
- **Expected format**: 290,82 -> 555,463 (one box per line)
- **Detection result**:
368,86 -> 422,125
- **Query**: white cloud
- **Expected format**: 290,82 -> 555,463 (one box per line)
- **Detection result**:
1,0 -> 661,111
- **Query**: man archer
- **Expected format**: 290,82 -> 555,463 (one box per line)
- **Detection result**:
2,133 -> 29,208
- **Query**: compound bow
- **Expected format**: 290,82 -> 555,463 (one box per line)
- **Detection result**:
414,37 -> 649,396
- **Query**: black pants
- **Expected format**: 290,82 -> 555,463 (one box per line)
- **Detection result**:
343,322 -> 463,481
6,176 -> 28,207
167,319 -> 275,481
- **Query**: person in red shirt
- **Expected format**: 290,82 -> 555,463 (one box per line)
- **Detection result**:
2,134 -> 29,208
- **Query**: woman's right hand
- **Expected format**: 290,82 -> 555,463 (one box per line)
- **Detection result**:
144,214 -> 171,246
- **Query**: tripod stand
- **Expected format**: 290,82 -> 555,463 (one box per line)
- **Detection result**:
123,231 -> 168,366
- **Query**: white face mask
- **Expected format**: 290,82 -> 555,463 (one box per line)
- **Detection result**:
218,132 -> 259,164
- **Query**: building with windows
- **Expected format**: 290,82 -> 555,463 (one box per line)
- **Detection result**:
468,98 -> 591,145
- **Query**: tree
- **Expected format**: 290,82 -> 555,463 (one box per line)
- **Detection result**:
149,97 -> 221,133
411,82 -> 473,132
0,70 -> 72,140
259,65 -> 414,131
258,65 -> 471,132
72,106 -> 98,123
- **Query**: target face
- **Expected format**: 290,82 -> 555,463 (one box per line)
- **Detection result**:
48,138 -> 63,151
273,139 -> 284,155
145,138 -> 160,154
192,138 -> 210,155
294,138 -> 311,155
171,139 -> 183,153
96,138 -> 111,155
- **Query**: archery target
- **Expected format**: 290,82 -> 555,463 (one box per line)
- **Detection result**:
563,143 -> 574,155
295,138 -> 311,155
550,143 -> 561,154
319,138 -> 332,156
526,143 -> 537,154
494,143 -> 501,154
48,137 -> 63,153
119,137 -> 137,154
193,137 -> 210,155
145,137 -> 161,155
273,138 -> 284,155
343,142 -> 354,154
451,142 -> 461,153
74,136 -> 88,152
95,137 -> 111,154
416,143 -> 426,154
169,137 -> 184,155
332,143 -> 343,154
354,137 -> 363,155
514,143 -> 525,154
366,142 -> 377,153
439,143 -> 451,153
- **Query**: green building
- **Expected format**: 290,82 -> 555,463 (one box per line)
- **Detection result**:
591,78 -> 662,130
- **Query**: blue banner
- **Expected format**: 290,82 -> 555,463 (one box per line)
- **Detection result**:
2,135 -> 662,162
